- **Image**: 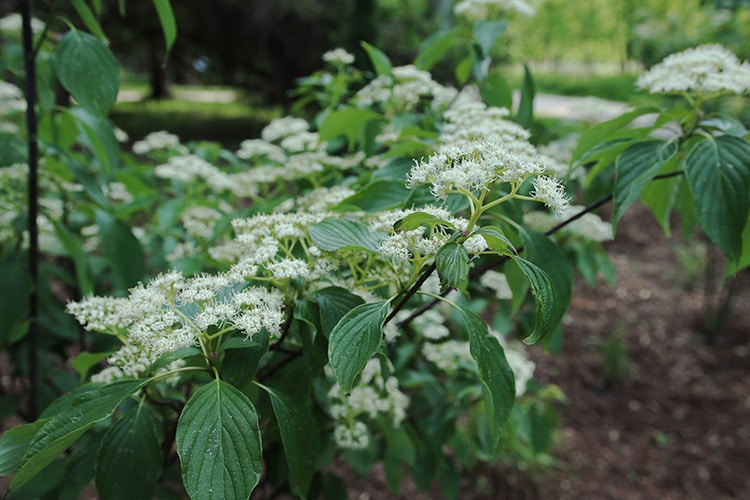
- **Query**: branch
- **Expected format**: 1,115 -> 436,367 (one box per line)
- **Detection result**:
395,170 -> 685,329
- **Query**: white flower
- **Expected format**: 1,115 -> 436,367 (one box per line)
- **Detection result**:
637,44 -> 750,95
323,48 -> 355,65
530,176 -> 570,217
480,270 -> 513,300
261,116 -> 309,142
132,130 -> 186,155
236,139 -> 286,162
454,0 -> 536,20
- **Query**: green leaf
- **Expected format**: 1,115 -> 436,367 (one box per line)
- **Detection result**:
393,212 -> 454,232
70,352 -> 111,381
318,106 -> 381,150
573,106 -> 659,162
455,55 -> 474,85
460,307 -> 515,453
640,174 -> 681,235
436,242 -> 469,292
0,251 -> 31,348
473,226 -> 514,253
724,212 -> 750,276
152,0 -> 177,53
360,41 -> 392,76
11,379 -> 150,491
0,421 -> 46,476
328,301 -> 389,393
309,287 -> 365,337
70,0 -> 107,39
308,219 -> 384,252
96,402 -> 163,500
382,422 -> 415,493
509,256 -> 554,345
95,209 -> 146,291
472,19 -> 507,58
55,30 -> 119,117
684,135 -> 750,262
414,28 -> 464,71
68,107 -> 120,174
613,139 -> 679,230
176,379 -> 263,500
52,221 -> 94,296
479,69 -> 512,109
261,385 -> 319,498
519,229 -> 573,337
515,64 -> 535,129
335,180 -> 410,212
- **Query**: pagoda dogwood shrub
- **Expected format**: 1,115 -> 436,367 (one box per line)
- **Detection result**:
1,3 -> 749,499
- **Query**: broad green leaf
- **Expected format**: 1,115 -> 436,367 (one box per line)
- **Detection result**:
360,41 -> 392,76
152,0 -> 177,53
335,180 -> 410,212
318,106 -> 381,149
573,106 -> 658,162
479,69 -> 512,109
455,55 -> 474,85
519,229 -> 573,337
220,332 -> 269,391
393,211 -> 454,232
52,221 -> 94,296
148,346 -> 202,374
612,139 -> 679,230
515,64 -> 535,129
176,379 -> 263,500
0,251 -> 31,348
436,242 -> 469,292
0,421 -> 46,476
68,107 -> 120,174
414,28 -> 464,71
699,114 -> 748,137
95,209 -> 146,291
309,287 -> 365,337
55,30 -> 119,117
308,219 -> 384,252
382,421 -> 415,493
328,301 -> 389,393
261,385 -> 319,498
0,130 -> 27,166
684,135 -> 750,262
96,402 -> 163,500
640,174 -> 682,235
581,137 -> 646,186
70,0 -> 107,39
473,226 -> 514,253
724,213 -> 750,276
70,352 -> 111,381
460,306 -> 515,453
11,380 -> 150,491
509,256 -> 554,345
472,19 -> 508,58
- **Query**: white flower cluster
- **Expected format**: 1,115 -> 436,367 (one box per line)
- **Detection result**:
454,0 -> 536,20
637,44 -> 750,95
356,64 -> 458,114
181,205 -> 224,240
132,130 -> 187,155
67,270 -> 285,379
407,140 -> 568,217
102,182 -> 133,203
524,206 -> 612,242
0,13 -> 45,35
0,81 -> 26,116
261,116 -> 309,143
371,206 -> 487,263
322,48 -> 355,65
479,270 -> 513,300
235,139 -> 286,162
440,97 -> 526,146
329,359 -> 410,450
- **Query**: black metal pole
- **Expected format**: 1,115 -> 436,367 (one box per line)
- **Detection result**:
22,0 -> 39,420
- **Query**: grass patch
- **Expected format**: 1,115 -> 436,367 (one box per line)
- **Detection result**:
503,69 -> 646,104
112,92 -> 281,148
